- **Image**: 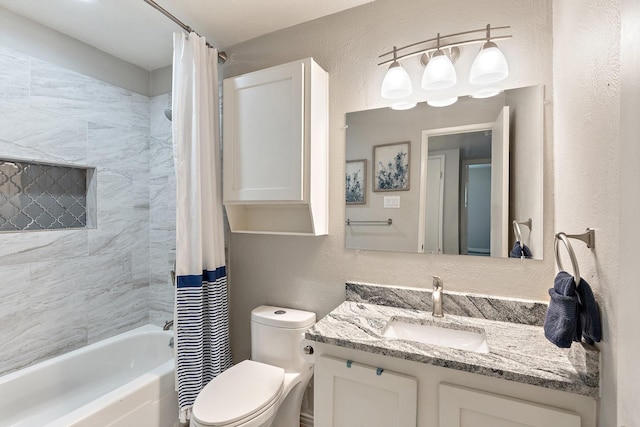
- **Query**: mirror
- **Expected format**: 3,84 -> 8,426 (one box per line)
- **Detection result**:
345,85 -> 543,259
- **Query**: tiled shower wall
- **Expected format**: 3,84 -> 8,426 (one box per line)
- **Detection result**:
149,93 -> 176,326
0,45 -> 175,376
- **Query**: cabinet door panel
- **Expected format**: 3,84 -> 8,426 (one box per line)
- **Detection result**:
439,383 -> 581,427
315,355 -> 417,427
224,61 -> 304,201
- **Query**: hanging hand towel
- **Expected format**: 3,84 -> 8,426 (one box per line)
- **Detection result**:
575,277 -> 602,344
509,241 -> 532,258
544,271 -> 581,348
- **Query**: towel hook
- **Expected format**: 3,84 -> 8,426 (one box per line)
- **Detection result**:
554,228 -> 595,286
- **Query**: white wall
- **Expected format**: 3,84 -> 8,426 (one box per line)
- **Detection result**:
222,0 -> 553,365
618,0 -> 640,424
553,0 -> 621,425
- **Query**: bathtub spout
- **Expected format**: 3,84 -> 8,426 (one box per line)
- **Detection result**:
163,320 -> 173,331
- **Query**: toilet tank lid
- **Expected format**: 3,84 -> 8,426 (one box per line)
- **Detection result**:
251,305 -> 316,328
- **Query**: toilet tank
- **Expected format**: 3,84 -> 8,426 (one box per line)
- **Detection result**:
251,305 -> 316,373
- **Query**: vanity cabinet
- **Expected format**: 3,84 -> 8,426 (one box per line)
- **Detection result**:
312,343 -> 596,427
222,57 -> 328,235
315,355 -> 418,427
439,383 -> 581,427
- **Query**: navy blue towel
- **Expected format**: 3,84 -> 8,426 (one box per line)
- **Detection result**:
544,271 -> 580,348
575,277 -> 602,344
509,241 -> 532,259
544,271 -> 602,348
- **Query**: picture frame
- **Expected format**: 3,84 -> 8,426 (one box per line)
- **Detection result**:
373,141 -> 410,192
346,159 -> 367,204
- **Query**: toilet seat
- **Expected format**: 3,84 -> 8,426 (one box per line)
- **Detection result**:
191,360 -> 285,427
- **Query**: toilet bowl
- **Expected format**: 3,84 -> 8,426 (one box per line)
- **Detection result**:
191,305 -> 316,427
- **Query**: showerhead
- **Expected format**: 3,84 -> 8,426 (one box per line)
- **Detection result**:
164,108 -> 172,121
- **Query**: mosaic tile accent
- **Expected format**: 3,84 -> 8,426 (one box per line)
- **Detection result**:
0,160 -> 89,231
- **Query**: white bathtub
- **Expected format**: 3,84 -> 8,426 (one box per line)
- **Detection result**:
0,325 -> 178,427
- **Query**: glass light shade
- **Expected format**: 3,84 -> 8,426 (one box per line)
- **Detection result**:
427,96 -> 458,107
381,61 -> 412,99
389,101 -> 417,110
470,87 -> 503,98
421,51 -> 457,90
469,42 -> 509,85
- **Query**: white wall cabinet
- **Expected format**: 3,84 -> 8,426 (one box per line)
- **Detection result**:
223,58 -> 328,235
312,343 -> 596,427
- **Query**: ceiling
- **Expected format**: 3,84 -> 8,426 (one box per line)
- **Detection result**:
0,0 -> 373,71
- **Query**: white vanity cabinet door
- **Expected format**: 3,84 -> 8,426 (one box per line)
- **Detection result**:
315,355 -> 417,427
439,383 -> 581,427
223,60 -> 304,202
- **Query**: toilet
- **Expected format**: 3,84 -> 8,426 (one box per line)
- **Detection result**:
190,305 -> 316,427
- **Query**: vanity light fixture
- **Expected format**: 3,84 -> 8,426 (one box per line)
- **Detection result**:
381,46 -> 413,99
378,24 -> 511,104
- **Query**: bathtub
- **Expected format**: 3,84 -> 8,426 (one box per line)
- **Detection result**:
0,325 -> 178,427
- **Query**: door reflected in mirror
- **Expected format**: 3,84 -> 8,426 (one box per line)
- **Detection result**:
345,85 -> 543,259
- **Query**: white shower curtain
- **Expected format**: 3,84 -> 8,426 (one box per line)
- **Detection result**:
172,31 -> 232,421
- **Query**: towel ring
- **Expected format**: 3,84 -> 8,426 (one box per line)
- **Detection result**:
554,232 -> 581,285
512,218 -> 532,244
554,228 -> 595,286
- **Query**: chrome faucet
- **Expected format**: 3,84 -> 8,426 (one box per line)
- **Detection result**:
432,276 -> 444,318
164,320 -> 174,348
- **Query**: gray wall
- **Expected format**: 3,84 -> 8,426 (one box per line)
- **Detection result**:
222,0 -> 553,368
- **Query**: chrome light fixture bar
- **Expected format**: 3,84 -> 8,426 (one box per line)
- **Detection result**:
379,24 -> 511,104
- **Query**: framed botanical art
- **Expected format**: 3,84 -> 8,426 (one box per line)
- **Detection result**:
373,141 -> 410,192
346,159 -> 367,204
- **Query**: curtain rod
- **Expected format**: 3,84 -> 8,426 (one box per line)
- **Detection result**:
142,0 -> 227,64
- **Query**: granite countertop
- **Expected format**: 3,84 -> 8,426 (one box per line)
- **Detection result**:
305,283 -> 600,397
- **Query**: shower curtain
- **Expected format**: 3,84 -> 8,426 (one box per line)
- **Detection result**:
172,31 -> 232,421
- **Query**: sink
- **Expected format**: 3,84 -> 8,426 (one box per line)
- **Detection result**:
382,319 -> 489,354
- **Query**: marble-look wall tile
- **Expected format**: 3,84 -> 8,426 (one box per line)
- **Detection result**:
149,93 -> 176,326
0,47 -> 155,376
29,59 -> 149,130
87,123 -> 149,175
0,102 -> 88,164
0,229 -> 88,266
0,47 -> 29,106
0,308 -> 87,375
150,94 -> 172,140
0,264 -> 31,319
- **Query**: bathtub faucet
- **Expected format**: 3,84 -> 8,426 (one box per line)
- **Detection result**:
163,320 -> 173,331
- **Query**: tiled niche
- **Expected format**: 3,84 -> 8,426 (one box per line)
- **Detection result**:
0,159 -> 96,231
